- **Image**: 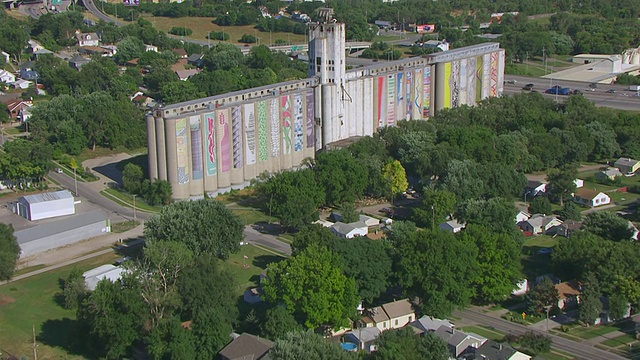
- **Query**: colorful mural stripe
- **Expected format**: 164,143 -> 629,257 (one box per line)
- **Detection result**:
176,118 -> 189,184
387,74 -> 395,126
281,95 -> 292,155
217,109 -> 231,173
306,91 -> 315,148
467,57 -> 477,106
397,72 -> 404,122
270,98 -> 280,158
406,71 -> 413,120
293,93 -> 304,152
490,52 -> 499,97
414,69 -> 422,120
451,60 -> 460,108
459,58 -> 468,106
475,56 -> 483,102
244,104 -> 256,165
377,76 -> 385,127
423,67 -> 431,117
231,106 -> 243,169
444,62 -> 452,108
204,112 -> 217,176
189,115 -> 203,180
257,101 -> 268,162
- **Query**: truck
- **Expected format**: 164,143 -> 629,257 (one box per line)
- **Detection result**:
545,85 -> 570,95
629,85 -> 640,92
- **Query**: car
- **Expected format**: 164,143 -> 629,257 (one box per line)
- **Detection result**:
634,92 -> 640,97
505,79 -> 517,84
55,168 -> 63,174
606,89 -> 616,93
537,248 -> 554,255
114,256 -> 131,265
522,83 -> 534,91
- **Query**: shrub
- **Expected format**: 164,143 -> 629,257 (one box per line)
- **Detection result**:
208,31 -> 230,41
169,27 -> 193,36
239,34 -> 258,43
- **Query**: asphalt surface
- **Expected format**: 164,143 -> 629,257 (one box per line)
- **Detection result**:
503,75 -> 640,112
456,309 -> 628,360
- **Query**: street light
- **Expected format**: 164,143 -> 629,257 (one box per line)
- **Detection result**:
132,194 -> 137,221
544,305 -> 553,334
73,167 -> 78,196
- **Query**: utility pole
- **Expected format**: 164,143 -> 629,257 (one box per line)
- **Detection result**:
543,47 -> 547,75
32,324 -> 38,360
544,305 -> 552,334
132,194 -> 137,221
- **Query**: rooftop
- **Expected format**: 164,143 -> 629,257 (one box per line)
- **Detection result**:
381,298 -> 414,318
575,188 -> 604,200
218,333 -> 274,360
20,190 -> 73,205
14,210 -> 108,244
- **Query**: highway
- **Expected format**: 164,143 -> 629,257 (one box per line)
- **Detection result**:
456,309 -> 628,360
503,75 -> 640,112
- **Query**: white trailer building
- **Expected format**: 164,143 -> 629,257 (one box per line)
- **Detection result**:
13,190 -> 75,221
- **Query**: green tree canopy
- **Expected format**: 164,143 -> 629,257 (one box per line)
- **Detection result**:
583,211 -> 634,242
144,199 -> 243,258
527,277 -> 559,314
260,306 -> 303,341
315,149 -> 367,205
0,223 -> 20,281
382,159 -> 409,199
270,330 -> 357,360
528,196 -> 553,215
374,327 -> 449,360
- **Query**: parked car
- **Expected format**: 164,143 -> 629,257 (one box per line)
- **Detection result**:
55,168 -> 63,174
522,83 -> 534,91
505,79 -> 517,84
606,89 -> 616,93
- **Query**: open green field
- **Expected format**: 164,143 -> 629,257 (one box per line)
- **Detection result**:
0,253 -> 120,359
102,187 -> 162,213
227,244 -> 285,294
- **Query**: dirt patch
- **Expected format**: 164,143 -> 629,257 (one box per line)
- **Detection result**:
0,295 -> 16,306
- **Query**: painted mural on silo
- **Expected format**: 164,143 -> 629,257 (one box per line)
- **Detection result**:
294,93 -> 304,152
217,108 -> 231,173
482,53 -> 491,99
406,71 -> 413,120
377,76 -> 386,127
231,106 -> 243,169
467,57 -> 477,106
189,115 -> 203,180
176,118 -> 190,185
281,95 -> 293,155
443,62 -> 452,108
387,75 -> 396,126
459,58 -> 468,106
270,98 -> 280,158
423,67 -> 431,117
451,60 -> 460,108
244,104 -> 256,165
396,72 -> 404,123
204,112 -> 217,176
413,68 -> 423,120
490,51 -> 499,97
257,101 -> 268,162
306,91 -> 314,148
475,56 -> 483,102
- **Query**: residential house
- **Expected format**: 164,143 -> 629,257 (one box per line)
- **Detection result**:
595,297 -> 632,325
471,340 -> 531,360
5,99 -> 32,119
218,333 -> 274,360
312,218 -> 334,228
175,69 -> 199,81
187,53 -> 204,67
359,214 -> 380,228
512,279 -> 529,296
1,50 -> 9,64
595,167 -> 623,181
19,61 -> 39,81
555,281 -> 581,310
0,69 -> 15,84
68,55 -> 91,70
439,219 -> 466,233
145,44 -> 158,52
547,220 -> 583,238
515,210 -> 531,223
361,298 -> 415,332
173,48 -> 188,59
76,32 -> 100,47
419,40 -> 450,52
12,79 -> 33,90
79,46 -> 115,57
573,188 -> 611,207
32,48 -> 53,60
518,214 -> 562,235
434,325 -> 487,358
19,107 -> 32,123
330,221 -> 368,238
614,157 -> 640,176
574,178 -> 584,188
409,315 -> 453,334
525,180 -> 547,197
27,40 -> 45,53
344,327 -> 381,352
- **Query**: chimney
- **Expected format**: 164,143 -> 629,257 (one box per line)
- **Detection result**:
499,343 -> 502,351
450,325 -> 455,334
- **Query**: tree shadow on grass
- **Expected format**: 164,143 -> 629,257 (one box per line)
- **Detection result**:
253,255 -> 285,270
38,318 -> 97,358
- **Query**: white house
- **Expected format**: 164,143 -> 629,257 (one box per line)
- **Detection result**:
512,279 -> 529,296
12,190 -> 75,221
76,32 -> 100,47
515,211 -> 531,223
312,218 -> 334,228
0,69 -> 15,84
361,299 -> 416,332
145,44 -> 158,52
518,214 -> 562,235
330,221 -> 368,238
83,264 -> 126,291
525,180 -> 547,196
574,179 -> 584,188
359,214 -> 380,227
573,188 -> 611,207
439,219 -> 466,233
12,79 -> 32,90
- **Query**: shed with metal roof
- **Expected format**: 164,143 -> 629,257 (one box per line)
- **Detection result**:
13,190 -> 75,221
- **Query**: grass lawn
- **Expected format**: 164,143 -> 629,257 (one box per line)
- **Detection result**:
459,325 -> 505,341
101,188 -> 162,213
231,208 -> 278,225
569,325 -> 619,340
139,15 -> 306,45
373,34 -> 404,42
111,220 -> 141,233
523,235 -> 558,249
521,235 -> 558,278
0,253 -> 120,359
601,333 -> 637,347
224,244 -> 285,295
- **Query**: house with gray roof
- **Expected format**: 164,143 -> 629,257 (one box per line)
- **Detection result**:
409,315 -> 453,334
330,221 -> 368,238
518,214 -> 562,235
595,167 -> 623,181
218,333 -> 273,360
614,157 -> 640,176
344,327 -> 381,352
12,189 -> 75,221
69,55 -> 91,70
471,340 -> 531,360
434,325 -> 487,358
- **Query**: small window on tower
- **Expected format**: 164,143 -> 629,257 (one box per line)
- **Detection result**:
316,57 -> 322,65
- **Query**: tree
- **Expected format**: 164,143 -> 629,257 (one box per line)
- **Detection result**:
315,150 -> 367,205
339,202 -> 359,223
608,293 -> 629,321
613,275 -> 640,305
382,159 -> 408,201
546,165 -> 578,206
528,196 -> 553,215
269,330 -> 356,360
455,197 -> 518,234
527,277 -> 559,314
461,225 -> 522,304
583,121 -> 621,161
62,267 -> 87,309
144,199 -> 243,258
262,244 -> 359,329
583,211 -> 634,242
116,36 -> 145,64
395,229 -> 478,317
0,223 -> 19,281
259,169 -> 325,229
261,306 -> 303,340
557,201 -> 582,221
147,316 -> 196,360
412,189 -> 457,229
374,327 -> 448,360
122,163 -> 144,194
578,275 -> 602,326
441,160 -> 486,201
517,331 -> 551,355
161,81 -> 204,104
239,34 -> 258,43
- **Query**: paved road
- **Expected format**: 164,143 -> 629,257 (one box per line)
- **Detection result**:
243,226 -> 291,255
456,309 -> 628,360
503,75 -> 640,112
